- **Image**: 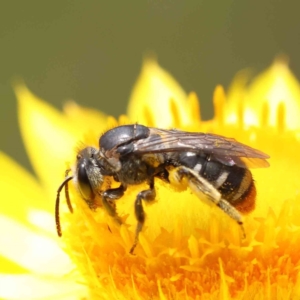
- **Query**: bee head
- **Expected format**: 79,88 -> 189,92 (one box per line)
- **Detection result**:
55,146 -> 105,237
75,147 -> 105,207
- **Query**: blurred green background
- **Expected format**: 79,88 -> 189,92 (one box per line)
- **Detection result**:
1,1 -> 300,173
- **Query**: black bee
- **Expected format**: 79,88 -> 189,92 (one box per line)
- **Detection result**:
55,124 -> 269,253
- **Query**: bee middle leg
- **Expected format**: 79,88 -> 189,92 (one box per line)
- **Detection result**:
175,166 -> 245,238
130,179 -> 156,254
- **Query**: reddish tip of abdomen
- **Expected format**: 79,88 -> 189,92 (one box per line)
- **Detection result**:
235,181 -> 256,214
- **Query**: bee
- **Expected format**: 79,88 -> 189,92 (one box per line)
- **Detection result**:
55,124 -> 270,253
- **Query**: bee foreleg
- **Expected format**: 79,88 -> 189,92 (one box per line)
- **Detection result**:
175,166 -> 245,238
130,179 -> 156,254
102,184 -> 127,225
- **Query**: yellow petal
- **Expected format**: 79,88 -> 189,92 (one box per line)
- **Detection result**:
0,257 -> 27,274
0,215 -> 73,276
224,69 -> 250,125
0,274 -> 87,300
127,57 -> 192,127
0,152 -> 49,219
248,58 -> 300,129
63,101 -> 109,136
15,84 -> 80,197
226,58 -> 300,129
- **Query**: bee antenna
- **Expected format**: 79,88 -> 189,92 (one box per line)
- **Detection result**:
64,169 -> 73,213
55,174 -> 74,237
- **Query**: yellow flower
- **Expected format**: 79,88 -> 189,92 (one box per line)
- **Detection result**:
1,57 -> 300,299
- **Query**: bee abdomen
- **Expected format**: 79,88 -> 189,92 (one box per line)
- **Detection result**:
178,152 -> 256,214
218,167 -> 256,213
178,152 -> 224,181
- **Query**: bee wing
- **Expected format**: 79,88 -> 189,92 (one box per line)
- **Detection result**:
132,128 -> 270,168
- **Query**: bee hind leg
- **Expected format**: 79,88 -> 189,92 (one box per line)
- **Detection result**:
130,179 -> 156,254
216,198 -> 246,238
175,166 -> 245,238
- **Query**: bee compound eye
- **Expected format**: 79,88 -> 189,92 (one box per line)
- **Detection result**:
77,163 -> 94,201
